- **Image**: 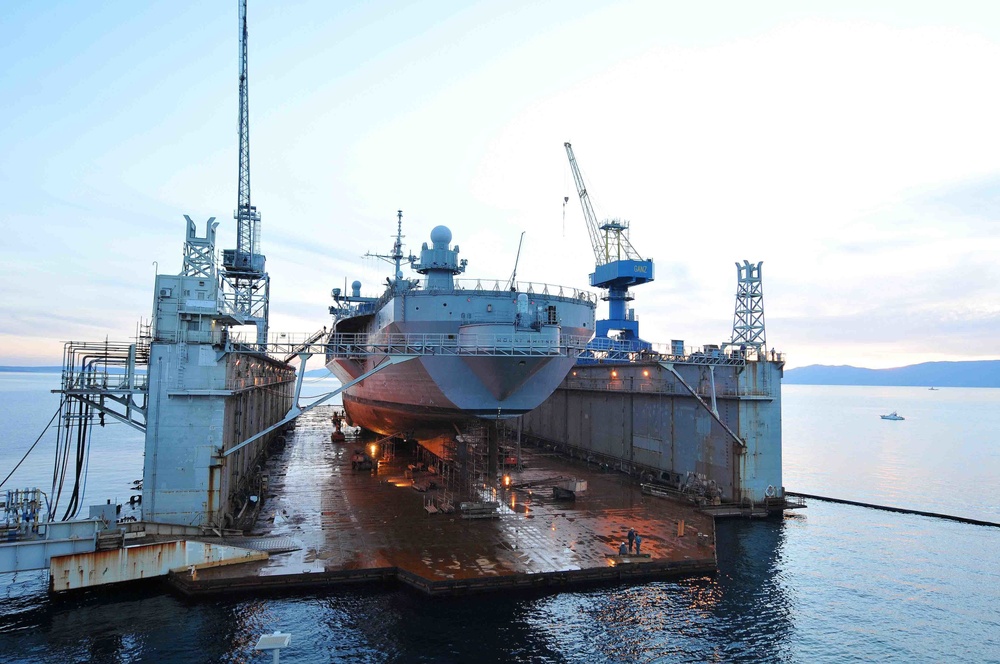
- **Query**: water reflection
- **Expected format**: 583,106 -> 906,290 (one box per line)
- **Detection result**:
133,520 -> 784,662
3,376 -> 997,662
2,503 -> 997,662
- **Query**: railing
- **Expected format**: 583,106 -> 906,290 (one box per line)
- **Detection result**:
232,331 -> 787,367
560,377 -> 773,399
62,370 -> 149,392
59,341 -> 150,394
330,280 -> 599,318
451,279 -> 599,304
228,332 -> 595,359
582,341 -> 786,366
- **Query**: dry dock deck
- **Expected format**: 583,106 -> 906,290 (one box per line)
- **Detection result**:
172,408 -> 716,596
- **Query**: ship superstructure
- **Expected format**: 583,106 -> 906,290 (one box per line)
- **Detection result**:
326,214 -> 597,440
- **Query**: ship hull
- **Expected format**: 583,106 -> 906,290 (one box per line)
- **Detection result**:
329,350 -> 579,439
327,290 -> 595,440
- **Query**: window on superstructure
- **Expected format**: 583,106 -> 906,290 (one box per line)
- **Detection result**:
547,305 -> 557,324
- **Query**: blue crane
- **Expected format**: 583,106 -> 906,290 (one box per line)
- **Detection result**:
564,142 -> 654,355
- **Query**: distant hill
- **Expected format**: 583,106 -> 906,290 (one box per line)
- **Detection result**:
784,360 -> 1000,387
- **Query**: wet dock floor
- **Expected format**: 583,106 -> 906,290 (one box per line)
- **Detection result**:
181,408 -> 716,595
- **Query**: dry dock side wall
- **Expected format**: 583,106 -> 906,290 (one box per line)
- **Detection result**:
143,343 -> 294,527
520,360 -> 783,503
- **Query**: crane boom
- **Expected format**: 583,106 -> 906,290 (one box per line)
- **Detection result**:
564,142 -> 644,266
564,142 -> 604,265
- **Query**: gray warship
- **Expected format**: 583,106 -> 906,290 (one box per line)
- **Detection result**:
326,212 -> 597,440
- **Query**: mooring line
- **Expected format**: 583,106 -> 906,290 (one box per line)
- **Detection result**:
786,492 -> 1000,528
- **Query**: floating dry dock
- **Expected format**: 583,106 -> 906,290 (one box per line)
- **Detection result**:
164,408 -> 716,597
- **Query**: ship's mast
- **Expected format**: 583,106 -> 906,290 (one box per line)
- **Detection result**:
392,210 -> 404,279
365,210 -> 416,292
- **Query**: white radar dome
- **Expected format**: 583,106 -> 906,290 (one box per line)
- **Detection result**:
430,225 -> 452,247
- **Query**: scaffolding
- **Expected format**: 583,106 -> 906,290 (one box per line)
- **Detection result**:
432,421 -> 527,519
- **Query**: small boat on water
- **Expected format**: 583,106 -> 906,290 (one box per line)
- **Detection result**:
881,411 -> 905,421
928,387 -> 939,391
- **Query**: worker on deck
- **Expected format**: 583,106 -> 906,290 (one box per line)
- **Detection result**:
618,541 -> 628,556
627,527 -> 636,553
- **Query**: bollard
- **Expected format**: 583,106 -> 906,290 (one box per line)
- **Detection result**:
677,520 -> 685,537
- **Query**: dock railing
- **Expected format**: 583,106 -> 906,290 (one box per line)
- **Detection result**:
232,331 -> 786,367
582,340 -> 784,366
228,331 -> 596,359
561,376 -> 772,399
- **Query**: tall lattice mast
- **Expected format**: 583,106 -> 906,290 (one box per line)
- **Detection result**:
728,260 -> 766,351
235,0 -> 258,263
221,0 -> 269,346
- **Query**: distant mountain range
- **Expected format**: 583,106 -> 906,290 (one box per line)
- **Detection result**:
784,360 -> 1000,387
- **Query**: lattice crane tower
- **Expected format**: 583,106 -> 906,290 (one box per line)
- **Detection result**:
728,260 -> 767,351
221,0 -> 269,346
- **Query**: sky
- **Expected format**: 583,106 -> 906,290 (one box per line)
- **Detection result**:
3,0 -> 1000,370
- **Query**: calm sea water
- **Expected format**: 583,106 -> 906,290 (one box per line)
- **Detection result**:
783,384 -> 1000,523
1,374 -> 998,663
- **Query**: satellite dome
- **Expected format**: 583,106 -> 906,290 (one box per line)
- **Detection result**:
351,280 -> 362,290
430,225 -> 452,247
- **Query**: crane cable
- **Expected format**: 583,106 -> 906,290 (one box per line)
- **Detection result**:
562,162 -> 568,237
0,400 -> 63,490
